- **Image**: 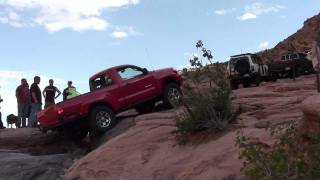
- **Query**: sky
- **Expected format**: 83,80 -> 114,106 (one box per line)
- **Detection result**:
0,0 -> 319,122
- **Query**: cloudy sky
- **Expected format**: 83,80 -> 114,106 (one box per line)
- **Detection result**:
0,0 -> 319,122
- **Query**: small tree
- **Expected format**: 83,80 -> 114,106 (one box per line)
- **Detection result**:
176,40 -> 241,144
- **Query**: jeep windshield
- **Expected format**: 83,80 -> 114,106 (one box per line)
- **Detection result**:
230,56 -> 249,64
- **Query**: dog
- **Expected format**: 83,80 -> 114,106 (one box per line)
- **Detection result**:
7,114 -> 18,128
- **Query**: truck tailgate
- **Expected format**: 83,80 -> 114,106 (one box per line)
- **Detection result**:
37,106 -> 60,129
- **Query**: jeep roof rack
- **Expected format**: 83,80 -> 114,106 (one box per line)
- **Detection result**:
230,53 -> 255,58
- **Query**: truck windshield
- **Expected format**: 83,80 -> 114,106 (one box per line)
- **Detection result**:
230,57 -> 249,64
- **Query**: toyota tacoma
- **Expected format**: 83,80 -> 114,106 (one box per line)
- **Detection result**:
37,65 -> 183,139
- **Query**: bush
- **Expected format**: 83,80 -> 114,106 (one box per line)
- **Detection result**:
175,40 -> 241,144
236,122 -> 320,180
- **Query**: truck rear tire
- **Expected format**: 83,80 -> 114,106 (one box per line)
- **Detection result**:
89,106 -> 115,134
163,83 -> 183,108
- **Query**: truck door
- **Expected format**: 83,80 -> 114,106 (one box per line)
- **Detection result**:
116,66 -> 157,106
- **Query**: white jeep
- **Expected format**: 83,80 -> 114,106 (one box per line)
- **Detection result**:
227,53 -> 268,89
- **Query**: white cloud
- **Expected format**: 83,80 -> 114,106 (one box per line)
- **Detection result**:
238,12 -> 257,20
0,0 -> 139,32
0,11 -> 24,27
112,26 -> 143,39
238,3 -> 285,21
112,31 -> 128,38
214,8 -> 236,15
215,10 -> 227,15
258,41 -> 269,49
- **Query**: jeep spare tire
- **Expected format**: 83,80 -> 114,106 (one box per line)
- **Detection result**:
89,106 -> 115,134
235,59 -> 250,75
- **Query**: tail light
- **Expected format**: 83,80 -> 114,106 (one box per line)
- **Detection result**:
57,108 -> 64,115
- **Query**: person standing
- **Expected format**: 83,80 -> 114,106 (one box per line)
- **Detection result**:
29,76 -> 42,127
0,96 -> 4,129
63,81 -> 75,101
43,79 -> 61,108
15,78 -> 30,128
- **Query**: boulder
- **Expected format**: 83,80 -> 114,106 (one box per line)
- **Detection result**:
301,95 -> 320,134
0,150 -> 73,180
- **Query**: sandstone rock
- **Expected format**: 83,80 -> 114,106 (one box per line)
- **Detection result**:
301,95 -> 320,134
64,75 -> 319,180
0,150 -> 73,180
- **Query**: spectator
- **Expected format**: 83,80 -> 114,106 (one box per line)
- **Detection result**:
15,78 -> 30,128
63,81 -> 75,101
43,79 -> 61,108
0,96 -> 4,129
29,76 -> 41,127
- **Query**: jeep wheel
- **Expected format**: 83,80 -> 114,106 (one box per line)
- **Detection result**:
242,78 -> 250,88
89,106 -> 115,134
230,80 -> 238,90
270,72 -> 278,81
255,74 -> 261,86
135,101 -> 155,114
163,83 -> 183,108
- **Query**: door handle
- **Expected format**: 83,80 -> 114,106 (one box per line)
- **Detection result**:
145,84 -> 152,88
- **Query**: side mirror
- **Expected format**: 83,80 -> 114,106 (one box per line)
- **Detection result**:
142,68 -> 148,74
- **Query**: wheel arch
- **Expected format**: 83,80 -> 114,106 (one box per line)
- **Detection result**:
88,101 -> 114,115
162,76 -> 181,88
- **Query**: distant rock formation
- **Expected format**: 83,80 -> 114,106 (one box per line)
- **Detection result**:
258,13 -> 320,62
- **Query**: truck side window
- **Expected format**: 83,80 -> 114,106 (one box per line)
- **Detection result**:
91,74 -> 113,91
117,67 -> 144,80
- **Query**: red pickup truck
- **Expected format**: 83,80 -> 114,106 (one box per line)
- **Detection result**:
37,65 -> 183,139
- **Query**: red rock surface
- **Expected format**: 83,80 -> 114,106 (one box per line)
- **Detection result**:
65,75 -> 319,180
301,95 -> 320,134
258,13 -> 320,62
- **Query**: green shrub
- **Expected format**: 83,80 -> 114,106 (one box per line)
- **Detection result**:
175,40 -> 241,144
236,122 -> 320,180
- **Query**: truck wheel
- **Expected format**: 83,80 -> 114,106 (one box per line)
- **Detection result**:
135,101 -> 155,114
255,74 -> 261,86
89,106 -> 115,134
65,123 -> 89,141
230,80 -> 238,90
163,83 -> 183,108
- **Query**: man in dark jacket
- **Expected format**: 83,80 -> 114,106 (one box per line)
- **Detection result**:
29,76 -> 41,127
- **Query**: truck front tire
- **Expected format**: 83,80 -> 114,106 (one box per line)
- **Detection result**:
163,83 -> 183,108
89,106 -> 115,134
